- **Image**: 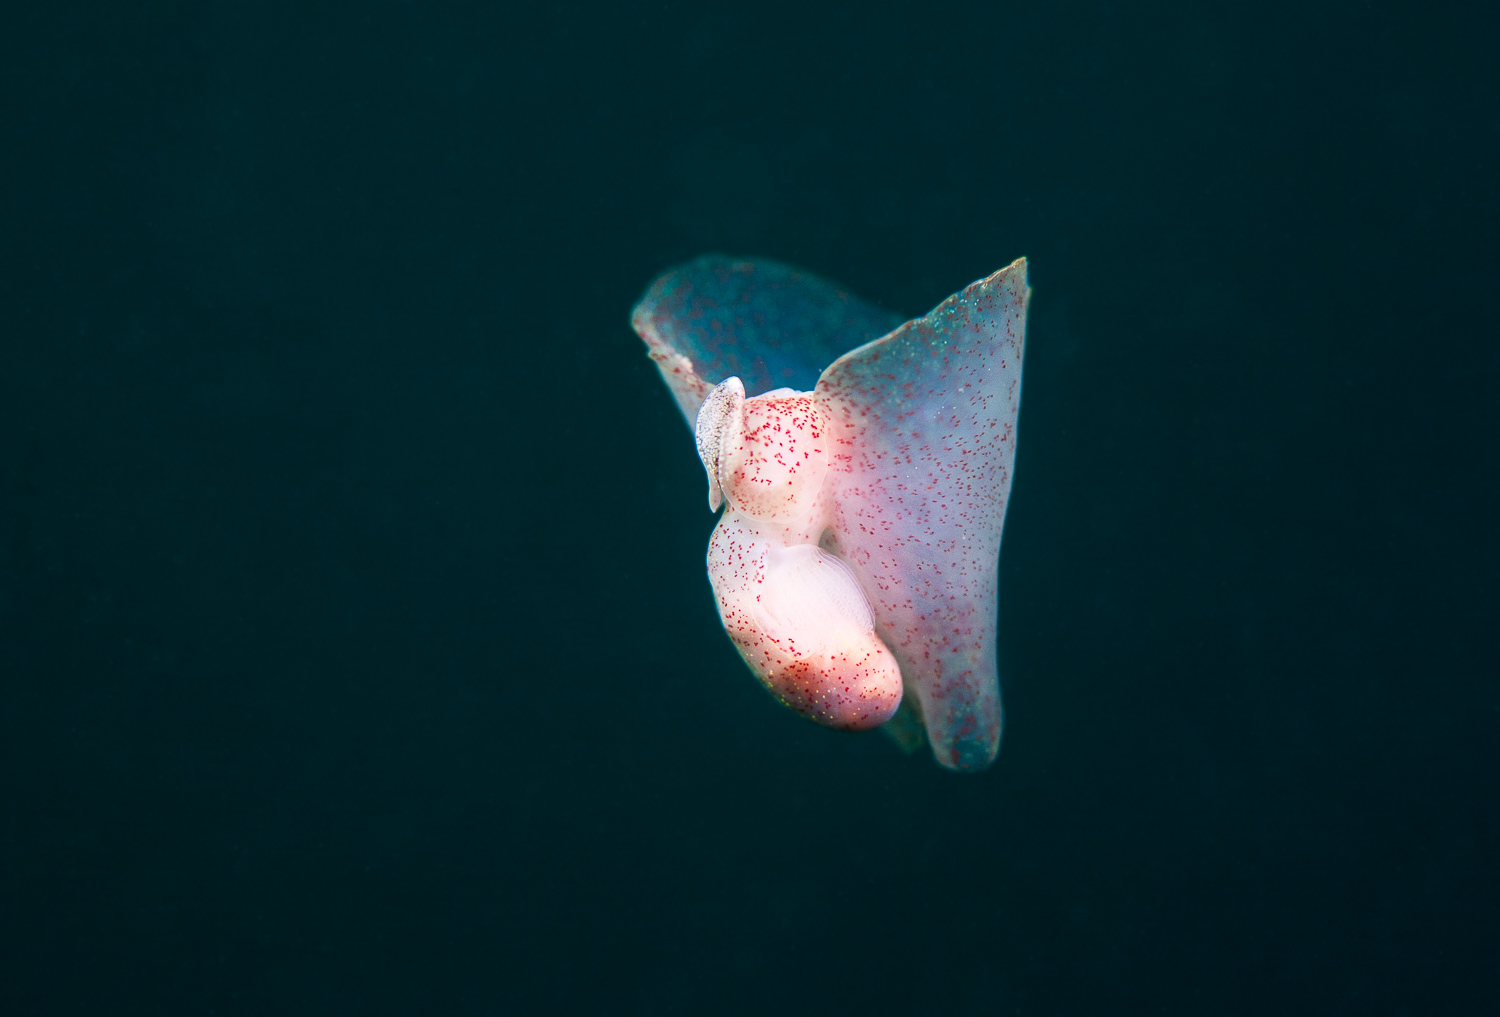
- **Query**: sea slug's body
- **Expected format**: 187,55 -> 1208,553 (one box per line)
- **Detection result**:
697,380 -> 903,730
633,256 -> 1029,771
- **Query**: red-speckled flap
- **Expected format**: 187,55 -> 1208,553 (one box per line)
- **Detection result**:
816,258 -> 1029,771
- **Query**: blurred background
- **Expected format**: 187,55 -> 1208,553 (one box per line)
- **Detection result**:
1,1 -> 1496,1013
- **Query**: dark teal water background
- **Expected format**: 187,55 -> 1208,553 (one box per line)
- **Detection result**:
2,2 -> 1495,1013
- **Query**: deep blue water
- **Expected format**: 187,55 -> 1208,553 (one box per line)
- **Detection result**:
2,2 -> 1496,1013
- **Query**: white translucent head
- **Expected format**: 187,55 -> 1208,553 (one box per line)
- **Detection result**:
695,378 -> 830,523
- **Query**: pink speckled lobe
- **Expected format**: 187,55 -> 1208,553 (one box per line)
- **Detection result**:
707,513 -> 905,732
816,259 -> 1029,770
